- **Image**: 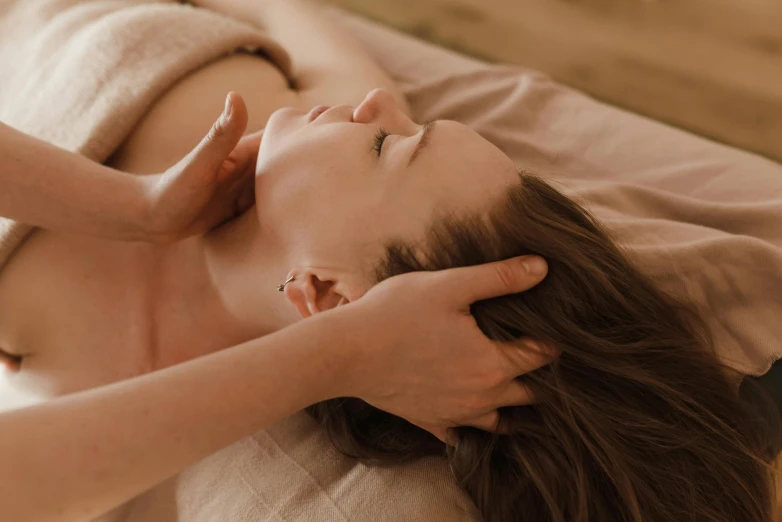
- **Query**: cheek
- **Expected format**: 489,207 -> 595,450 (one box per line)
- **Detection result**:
254,162 -> 319,232
255,156 -> 366,240
253,128 -> 382,238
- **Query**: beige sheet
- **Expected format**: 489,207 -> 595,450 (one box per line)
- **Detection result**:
0,1 -> 779,520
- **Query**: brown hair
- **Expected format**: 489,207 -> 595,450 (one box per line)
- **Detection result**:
306,173 -> 780,522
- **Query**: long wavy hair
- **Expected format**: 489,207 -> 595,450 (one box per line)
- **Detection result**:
306,172 -> 780,522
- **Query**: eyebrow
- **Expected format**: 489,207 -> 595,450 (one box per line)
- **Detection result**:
407,120 -> 437,167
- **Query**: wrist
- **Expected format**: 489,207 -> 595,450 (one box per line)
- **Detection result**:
78,164 -> 152,242
300,307 -> 366,401
115,173 -> 156,242
122,174 -> 187,244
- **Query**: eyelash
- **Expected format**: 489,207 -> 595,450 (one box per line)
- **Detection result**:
373,127 -> 390,156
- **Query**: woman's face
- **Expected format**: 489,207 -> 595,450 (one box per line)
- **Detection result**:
255,88 -> 518,283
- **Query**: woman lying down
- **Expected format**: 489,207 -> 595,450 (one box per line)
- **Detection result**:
0,0 -> 779,521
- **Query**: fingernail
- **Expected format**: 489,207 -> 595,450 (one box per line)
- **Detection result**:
223,93 -> 233,119
522,255 -> 547,276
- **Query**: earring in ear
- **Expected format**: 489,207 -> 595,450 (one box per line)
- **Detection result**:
276,275 -> 295,292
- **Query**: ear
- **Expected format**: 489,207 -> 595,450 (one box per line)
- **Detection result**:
282,268 -> 360,319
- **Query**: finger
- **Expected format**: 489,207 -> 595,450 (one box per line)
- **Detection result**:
224,129 -> 265,180
221,161 -> 253,194
235,178 -> 255,214
214,176 -> 254,222
179,92 -> 249,181
239,128 -> 264,150
498,337 -> 559,378
423,425 -> 459,446
217,157 -> 238,183
439,255 -> 548,306
428,426 -> 448,444
495,379 -> 537,408
464,411 -> 508,434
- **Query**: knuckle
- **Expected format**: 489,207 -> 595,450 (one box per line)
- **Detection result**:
484,412 -> 500,428
485,363 -> 508,388
525,339 -> 561,362
535,341 -> 562,364
208,119 -> 227,141
491,374 -> 508,393
493,262 -> 520,290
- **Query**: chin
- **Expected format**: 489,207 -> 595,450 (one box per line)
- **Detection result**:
265,106 -> 305,137
258,107 -> 305,164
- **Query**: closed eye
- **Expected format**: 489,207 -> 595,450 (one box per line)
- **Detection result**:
372,127 -> 390,156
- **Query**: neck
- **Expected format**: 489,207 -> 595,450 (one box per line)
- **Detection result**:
202,208 -> 301,336
151,209 -> 300,368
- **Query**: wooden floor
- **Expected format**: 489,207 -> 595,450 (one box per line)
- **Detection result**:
319,0 -> 782,163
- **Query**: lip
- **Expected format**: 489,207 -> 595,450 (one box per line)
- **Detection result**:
307,105 -> 331,122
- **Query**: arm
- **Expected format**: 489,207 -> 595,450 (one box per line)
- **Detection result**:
0,255 -> 550,522
0,121 -> 146,239
190,0 -> 412,114
1,311 -> 345,522
0,93 -> 260,243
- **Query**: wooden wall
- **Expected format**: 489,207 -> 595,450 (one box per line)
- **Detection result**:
319,0 -> 782,163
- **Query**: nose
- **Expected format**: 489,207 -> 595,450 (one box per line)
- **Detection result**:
353,88 -> 416,132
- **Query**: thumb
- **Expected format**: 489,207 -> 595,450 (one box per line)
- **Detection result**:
179,92 -> 249,180
437,255 -> 548,306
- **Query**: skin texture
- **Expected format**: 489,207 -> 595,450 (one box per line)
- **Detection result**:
257,88 -> 520,316
0,104 -> 260,245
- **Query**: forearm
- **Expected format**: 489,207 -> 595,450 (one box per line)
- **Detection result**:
0,313 -> 349,522
0,122 -> 145,238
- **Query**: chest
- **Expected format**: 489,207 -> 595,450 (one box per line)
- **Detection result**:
108,52 -> 300,175
0,53 -> 299,402
0,230 -> 159,398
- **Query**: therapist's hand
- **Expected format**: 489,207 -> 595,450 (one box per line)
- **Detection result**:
139,92 -> 262,243
336,255 -> 557,444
